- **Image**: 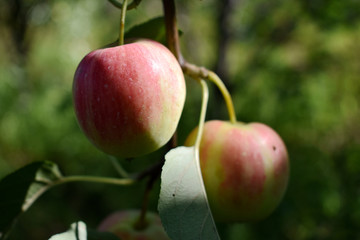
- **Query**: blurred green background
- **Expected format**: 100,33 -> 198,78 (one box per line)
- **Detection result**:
1,0 -> 360,239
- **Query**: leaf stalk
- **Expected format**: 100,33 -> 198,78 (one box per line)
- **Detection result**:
194,79 -> 209,149
22,175 -> 134,212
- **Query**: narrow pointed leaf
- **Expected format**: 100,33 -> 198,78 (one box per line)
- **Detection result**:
158,146 -> 220,240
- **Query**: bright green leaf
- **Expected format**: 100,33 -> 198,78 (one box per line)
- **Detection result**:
158,146 -> 220,240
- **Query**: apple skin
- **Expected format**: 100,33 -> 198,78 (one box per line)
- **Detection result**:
98,210 -> 170,240
184,120 -> 289,222
73,39 -> 186,158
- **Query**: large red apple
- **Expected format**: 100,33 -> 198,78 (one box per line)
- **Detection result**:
185,120 -> 289,222
98,210 -> 170,240
73,39 -> 186,158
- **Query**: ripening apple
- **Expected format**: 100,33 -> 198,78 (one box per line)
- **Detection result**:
73,39 -> 186,158
184,120 -> 289,222
98,210 -> 170,240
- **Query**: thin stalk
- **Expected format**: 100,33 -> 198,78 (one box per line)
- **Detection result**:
134,158 -> 163,230
134,185 -> 151,230
207,71 -> 237,123
58,175 -> 134,186
194,79 -> 209,149
119,0 -> 128,45
194,79 -> 221,239
182,63 -> 237,124
109,156 -> 130,178
22,175 -> 134,212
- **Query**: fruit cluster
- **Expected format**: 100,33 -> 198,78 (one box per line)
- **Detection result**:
73,38 -> 289,227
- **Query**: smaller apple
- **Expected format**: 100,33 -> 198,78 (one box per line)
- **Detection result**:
185,120 -> 289,223
98,210 -> 170,240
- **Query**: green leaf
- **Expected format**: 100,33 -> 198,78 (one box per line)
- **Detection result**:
158,146 -> 220,240
125,16 -> 167,44
0,161 -> 62,239
105,16 -> 182,47
48,222 -> 120,240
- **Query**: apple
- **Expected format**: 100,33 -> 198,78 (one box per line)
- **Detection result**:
184,120 -> 289,222
73,39 -> 186,158
98,210 -> 170,240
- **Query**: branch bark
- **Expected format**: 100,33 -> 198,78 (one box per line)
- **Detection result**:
162,0 -> 184,65
161,0 -> 210,78
161,0 -> 237,123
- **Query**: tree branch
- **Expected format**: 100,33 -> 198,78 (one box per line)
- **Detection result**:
161,0 -> 237,123
161,0 -> 184,65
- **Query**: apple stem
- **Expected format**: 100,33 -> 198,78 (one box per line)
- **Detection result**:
182,62 -> 237,124
134,159 -> 162,231
118,0 -> 128,45
134,189 -> 150,230
133,140 -> 177,231
207,71 -> 237,124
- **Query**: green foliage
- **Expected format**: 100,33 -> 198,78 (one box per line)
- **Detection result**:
0,0 -> 360,239
125,17 -> 167,44
0,161 -> 62,238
